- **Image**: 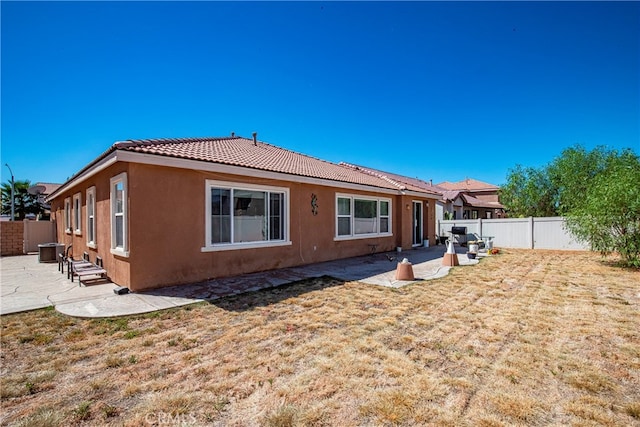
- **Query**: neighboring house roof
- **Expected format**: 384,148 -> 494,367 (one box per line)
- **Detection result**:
436,178 -> 499,192
49,136 -> 442,200
27,183 -> 62,196
440,190 -> 462,202
460,193 -> 503,209
339,162 -> 442,196
436,178 -> 504,210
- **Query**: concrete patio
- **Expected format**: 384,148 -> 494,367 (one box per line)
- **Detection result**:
1,245 -> 480,318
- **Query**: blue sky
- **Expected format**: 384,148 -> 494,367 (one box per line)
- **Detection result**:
2,1 -> 638,187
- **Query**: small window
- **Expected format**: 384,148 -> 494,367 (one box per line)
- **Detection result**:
472,210 -> 478,220
86,187 -> 96,247
380,201 -> 390,233
64,197 -> 72,233
73,193 -> 82,235
110,173 -> 128,256
337,197 -> 351,236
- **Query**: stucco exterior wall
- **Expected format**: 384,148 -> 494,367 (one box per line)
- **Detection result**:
51,163 -> 131,287
51,161 -> 437,292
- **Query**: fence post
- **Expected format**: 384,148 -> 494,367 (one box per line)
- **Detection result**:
529,217 -> 534,249
478,218 -> 483,238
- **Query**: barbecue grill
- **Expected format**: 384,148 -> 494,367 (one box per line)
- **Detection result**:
450,226 -> 468,246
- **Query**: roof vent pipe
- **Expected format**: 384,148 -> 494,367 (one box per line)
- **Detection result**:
252,132 -> 257,146
231,131 -> 235,137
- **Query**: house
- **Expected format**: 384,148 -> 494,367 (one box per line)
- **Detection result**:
436,178 -> 504,220
339,162 -> 443,242
47,134 -> 441,292
27,182 -> 62,220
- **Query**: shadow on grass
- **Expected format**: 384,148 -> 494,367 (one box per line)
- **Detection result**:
207,276 -> 344,312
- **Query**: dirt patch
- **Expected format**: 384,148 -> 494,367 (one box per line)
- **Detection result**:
1,249 -> 639,426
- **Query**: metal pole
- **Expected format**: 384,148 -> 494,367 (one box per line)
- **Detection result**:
4,164 -> 14,221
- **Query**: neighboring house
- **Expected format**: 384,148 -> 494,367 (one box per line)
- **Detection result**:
27,182 -> 62,220
339,162 -> 442,242
48,135 -> 441,292
436,178 -> 504,220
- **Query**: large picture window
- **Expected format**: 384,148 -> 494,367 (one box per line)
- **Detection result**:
110,173 -> 128,256
204,180 -> 290,251
336,194 -> 392,239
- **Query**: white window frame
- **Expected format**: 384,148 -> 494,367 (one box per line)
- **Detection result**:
202,179 -> 291,252
73,193 -> 82,235
64,197 -> 72,234
110,173 -> 129,257
380,200 -> 390,234
334,193 -> 393,240
86,186 -> 97,248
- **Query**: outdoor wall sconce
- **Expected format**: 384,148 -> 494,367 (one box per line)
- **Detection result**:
406,204 -> 411,210
311,193 -> 318,216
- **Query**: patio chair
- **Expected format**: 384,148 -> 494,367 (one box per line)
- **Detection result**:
58,245 -> 73,274
66,252 -> 92,280
71,255 -> 107,286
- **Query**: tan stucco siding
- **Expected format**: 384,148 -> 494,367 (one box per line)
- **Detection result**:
51,163 -> 131,288
52,161 -> 437,292
126,163 -> 409,291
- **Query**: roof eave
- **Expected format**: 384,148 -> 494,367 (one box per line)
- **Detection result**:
49,150 -> 437,201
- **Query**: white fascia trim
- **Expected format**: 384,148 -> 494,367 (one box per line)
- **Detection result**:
402,190 -> 442,200
116,151 -> 405,196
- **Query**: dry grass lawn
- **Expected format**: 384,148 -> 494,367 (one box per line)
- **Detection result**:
1,249 -> 639,426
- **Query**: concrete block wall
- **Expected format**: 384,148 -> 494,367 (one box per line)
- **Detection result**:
1,221 -> 25,256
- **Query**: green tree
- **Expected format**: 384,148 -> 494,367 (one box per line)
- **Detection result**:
501,145 -> 640,267
565,150 -> 640,267
499,165 -> 557,217
547,145 -> 615,215
1,179 -> 42,220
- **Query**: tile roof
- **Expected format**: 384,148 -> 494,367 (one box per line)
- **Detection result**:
339,163 -> 443,196
441,190 -> 462,202
28,183 -> 62,195
460,193 -> 503,209
112,136 -> 436,194
436,178 -> 499,192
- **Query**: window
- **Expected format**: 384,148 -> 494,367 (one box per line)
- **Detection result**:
472,210 -> 479,220
380,201 -> 390,233
204,180 -> 290,251
335,194 -> 392,239
73,193 -> 82,234
64,198 -> 72,233
337,197 -> 351,236
110,173 -> 128,256
86,187 -> 96,247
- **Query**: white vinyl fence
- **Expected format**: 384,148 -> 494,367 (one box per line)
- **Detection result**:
437,217 -> 588,250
